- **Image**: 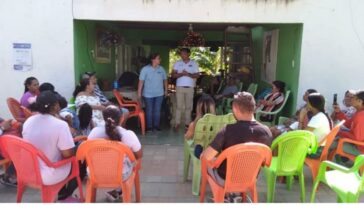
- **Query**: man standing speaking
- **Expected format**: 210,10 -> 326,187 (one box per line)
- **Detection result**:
172,48 -> 200,132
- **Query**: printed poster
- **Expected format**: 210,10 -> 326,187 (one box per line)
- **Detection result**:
262,30 -> 279,83
13,43 -> 32,71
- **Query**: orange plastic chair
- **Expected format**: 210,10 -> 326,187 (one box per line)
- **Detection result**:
331,138 -> 364,162
76,139 -> 141,202
305,121 -> 344,183
21,106 -> 33,119
7,98 -> 26,123
0,135 -> 84,202
200,143 -> 272,203
113,89 -> 145,135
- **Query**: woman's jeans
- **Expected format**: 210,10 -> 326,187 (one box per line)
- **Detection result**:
144,96 -> 164,129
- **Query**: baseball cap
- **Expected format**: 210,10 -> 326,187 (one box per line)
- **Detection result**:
82,71 -> 96,79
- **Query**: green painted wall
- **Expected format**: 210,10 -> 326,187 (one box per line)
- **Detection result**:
74,20 -> 303,117
74,20 -> 117,84
252,24 -> 303,116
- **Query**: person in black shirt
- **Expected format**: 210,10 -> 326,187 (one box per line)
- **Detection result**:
201,91 -> 273,184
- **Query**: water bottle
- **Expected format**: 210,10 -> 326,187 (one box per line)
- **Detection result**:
113,80 -> 119,89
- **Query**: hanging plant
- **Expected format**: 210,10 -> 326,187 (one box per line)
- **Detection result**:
179,24 -> 205,47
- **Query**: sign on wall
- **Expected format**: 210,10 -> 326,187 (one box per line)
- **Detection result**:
13,43 -> 33,71
262,30 -> 279,83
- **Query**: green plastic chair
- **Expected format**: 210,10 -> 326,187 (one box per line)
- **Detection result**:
256,90 -> 291,127
183,113 -> 236,196
215,79 -> 225,95
68,96 -> 76,111
263,130 -> 317,202
222,83 -> 258,114
311,155 -> 364,203
237,81 -> 244,92
247,83 -> 258,97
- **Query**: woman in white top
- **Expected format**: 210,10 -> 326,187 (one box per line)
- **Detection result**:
22,90 -> 82,201
88,105 -> 142,202
73,78 -> 105,127
300,93 -> 333,158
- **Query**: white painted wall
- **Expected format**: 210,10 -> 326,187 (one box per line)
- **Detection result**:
0,0 -> 74,118
1,0 -> 364,118
73,0 -> 364,111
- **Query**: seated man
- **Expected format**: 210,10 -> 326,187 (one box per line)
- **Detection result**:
214,76 -> 239,101
333,90 -> 364,157
201,92 -> 273,187
83,72 -> 129,125
331,89 -> 357,124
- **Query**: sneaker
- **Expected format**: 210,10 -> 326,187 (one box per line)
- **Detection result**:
0,175 -> 17,188
154,127 -> 161,131
146,128 -> 153,133
232,196 -> 243,203
105,190 -> 122,202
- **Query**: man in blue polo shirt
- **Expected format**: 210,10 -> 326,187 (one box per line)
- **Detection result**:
138,53 -> 168,132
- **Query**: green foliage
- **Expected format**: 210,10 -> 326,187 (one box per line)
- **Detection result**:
169,47 -> 223,75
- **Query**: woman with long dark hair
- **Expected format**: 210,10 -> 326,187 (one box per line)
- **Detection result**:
88,105 -> 142,202
73,78 -> 105,127
304,93 -> 333,142
20,76 -> 39,108
22,90 -> 83,201
185,94 -> 216,140
137,53 -> 168,132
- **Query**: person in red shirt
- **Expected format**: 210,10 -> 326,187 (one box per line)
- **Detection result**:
333,90 -> 364,155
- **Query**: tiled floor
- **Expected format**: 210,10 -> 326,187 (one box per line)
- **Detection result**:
1,126 -> 364,202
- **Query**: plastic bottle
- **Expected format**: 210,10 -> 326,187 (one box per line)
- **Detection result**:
113,80 -> 119,89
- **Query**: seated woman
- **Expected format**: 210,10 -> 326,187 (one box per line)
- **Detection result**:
256,80 -> 286,122
77,103 -> 94,136
332,90 -> 364,157
332,89 -> 357,123
20,77 -> 40,108
302,93 -> 333,158
0,118 -> 19,187
270,88 -> 317,138
22,91 -> 84,201
73,78 -> 105,127
185,94 -> 216,158
88,105 -> 142,202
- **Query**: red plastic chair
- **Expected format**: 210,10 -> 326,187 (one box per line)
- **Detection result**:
76,139 -> 141,202
200,143 -> 272,203
113,89 -> 145,135
7,98 -> 26,123
0,135 -> 84,202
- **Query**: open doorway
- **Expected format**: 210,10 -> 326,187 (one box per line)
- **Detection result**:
73,20 -> 303,117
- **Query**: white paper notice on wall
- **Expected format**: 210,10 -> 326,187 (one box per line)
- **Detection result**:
13,43 -> 32,71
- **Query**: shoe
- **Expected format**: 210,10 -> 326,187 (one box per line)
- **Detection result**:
173,124 -> 180,132
59,195 -> 81,203
0,175 -> 17,187
146,128 -> 153,133
154,127 -> 161,131
105,189 -> 122,202
185,124 -> 189,130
